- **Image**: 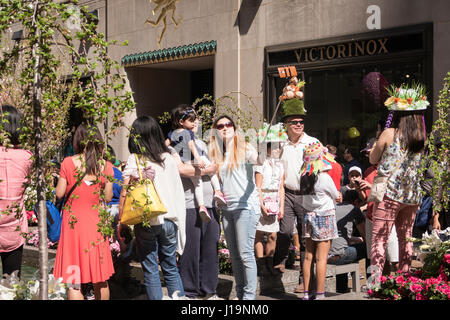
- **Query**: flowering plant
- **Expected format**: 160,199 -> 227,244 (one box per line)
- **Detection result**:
218,236 -> 232,275
368,228 -> 450,300
26,211 -> 38,226
0,271 -> 66,300
25,229 -> 58,250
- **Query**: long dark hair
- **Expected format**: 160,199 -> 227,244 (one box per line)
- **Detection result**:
391,111 -> 425,153
73,123 -> 104,175
1,104 -> 22,146
299,173 -> 317,195
128,115 -> 169,166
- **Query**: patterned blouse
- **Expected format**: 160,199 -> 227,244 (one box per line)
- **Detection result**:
377,136 -> 422,205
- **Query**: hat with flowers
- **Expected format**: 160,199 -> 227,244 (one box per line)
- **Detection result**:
384,83 -> 429,111
300,141 -> 336,176
280,77 -> 307,121
256,122 -> 288,144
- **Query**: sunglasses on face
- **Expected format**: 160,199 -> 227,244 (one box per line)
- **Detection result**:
287,120 -> 304,126
216,122 -> 233,130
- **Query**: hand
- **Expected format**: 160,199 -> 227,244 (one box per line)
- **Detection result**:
278,209 -> 284,221
336,192 -> 343,203
143,166 -> 155,181
197,160 -> 206,169
261,205 -> 269,216
432,214 -> 441,231
358,179 -> 371,191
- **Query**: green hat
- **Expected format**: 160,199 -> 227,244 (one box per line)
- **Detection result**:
256,122 -> 288,144
280,78 -> 307,121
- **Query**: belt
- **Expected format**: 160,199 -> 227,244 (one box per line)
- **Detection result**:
284,187 -> 302,195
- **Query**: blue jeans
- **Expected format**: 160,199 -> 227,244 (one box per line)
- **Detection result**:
222,207 -> 260,300
134,220 -> 184,300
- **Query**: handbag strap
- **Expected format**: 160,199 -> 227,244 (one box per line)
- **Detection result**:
134,154 -> 144,180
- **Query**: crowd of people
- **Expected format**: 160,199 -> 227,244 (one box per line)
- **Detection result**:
0,80 -> 448,300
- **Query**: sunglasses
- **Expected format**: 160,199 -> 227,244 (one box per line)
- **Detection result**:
216,122 -> 234,130
287,120 -> 304,126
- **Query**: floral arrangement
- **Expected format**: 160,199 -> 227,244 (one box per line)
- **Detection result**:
218,235 -> 233,275
109,238 -> 121,260
0,271 -> 66,300
25,229 -> 58,250
368,228 -> 450,300
384,83 -> 430,111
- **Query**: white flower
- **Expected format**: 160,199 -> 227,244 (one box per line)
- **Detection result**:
48,275 -> 66,299
0,284 -> 15,300
419,244 -> 431,251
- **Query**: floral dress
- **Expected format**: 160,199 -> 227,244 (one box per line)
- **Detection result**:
377,136 -> 422,205
255,158 -> 284,233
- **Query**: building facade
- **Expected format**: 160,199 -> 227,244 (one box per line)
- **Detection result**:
77,0 -> 450,161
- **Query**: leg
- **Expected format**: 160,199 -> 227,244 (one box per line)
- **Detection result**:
93,281 -> 110,300
222,209 -> 245,299
265,232 -> 277,257
395,204 -> 419,273
178,208 -> 202,298
134,224 -> 163,300
315,240 -> 331,297
67,287 -> 84,300
158,220 -> 185,298
302,238 -> 315,296
232,207 -> 260,300
191,176 -> 204,207
254,231 -> 265,259
273,192 -> 296,268
370,198 -> 400,278
0,245 -> 23,278
198,208 -> 220,297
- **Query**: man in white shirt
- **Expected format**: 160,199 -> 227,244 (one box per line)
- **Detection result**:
273,114 -> 319,293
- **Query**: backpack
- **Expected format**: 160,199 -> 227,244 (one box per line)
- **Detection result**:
47,200 -> 63,242
414,195 -> 433,228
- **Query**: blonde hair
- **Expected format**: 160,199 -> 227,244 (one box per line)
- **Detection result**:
209,116 -> 247,172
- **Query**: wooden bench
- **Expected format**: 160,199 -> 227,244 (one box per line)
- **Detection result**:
326,263 -> 361,293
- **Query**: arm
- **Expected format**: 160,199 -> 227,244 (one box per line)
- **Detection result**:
172,149 -> 217,178
278,173 -> 285,221
255,172 -> 268,216
188,139 -> 205,168
369,128 -> 395,165
246,143 -> 263,166
55,176 -> 67,200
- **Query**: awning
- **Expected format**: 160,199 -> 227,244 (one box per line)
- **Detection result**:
121,40 -> 217,67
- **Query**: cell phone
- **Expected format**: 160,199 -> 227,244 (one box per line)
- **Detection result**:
355,180 -> 360,187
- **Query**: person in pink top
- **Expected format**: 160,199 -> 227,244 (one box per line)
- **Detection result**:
0,105 -> 32,278
53,123 -> 115,300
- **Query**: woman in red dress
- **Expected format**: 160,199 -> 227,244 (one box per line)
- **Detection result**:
53,124 -> 114,300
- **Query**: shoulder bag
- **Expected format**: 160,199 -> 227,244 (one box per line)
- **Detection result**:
120,154 -> 167,226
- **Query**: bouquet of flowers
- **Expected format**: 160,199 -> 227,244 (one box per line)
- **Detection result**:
26,210 -> 38,226
0,271 -> 66,300
218,235 -> 232,275
368,228 -> 450,300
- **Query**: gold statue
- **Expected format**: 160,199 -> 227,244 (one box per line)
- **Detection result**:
145,0 -> 182,47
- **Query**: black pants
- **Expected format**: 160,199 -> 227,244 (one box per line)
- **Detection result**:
1,245 -> 23,278
178,207 -> 220,298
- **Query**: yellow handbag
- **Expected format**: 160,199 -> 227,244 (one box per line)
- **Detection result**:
120,154 -> 167,225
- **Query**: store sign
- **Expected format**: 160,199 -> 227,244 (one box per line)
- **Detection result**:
294,38 -> 388,63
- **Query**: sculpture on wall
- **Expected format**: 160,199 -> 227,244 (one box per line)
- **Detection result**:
145,0 -> 182,47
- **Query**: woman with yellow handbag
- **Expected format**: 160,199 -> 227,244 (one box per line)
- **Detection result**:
118,116 -> 186,300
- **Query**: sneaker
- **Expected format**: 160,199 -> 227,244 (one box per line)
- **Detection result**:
199,206 -> 211,223
213,192 -> 227,207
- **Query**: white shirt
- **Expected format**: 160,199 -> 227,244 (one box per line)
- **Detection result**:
281,132 -> 319,190
122,153 -> 186,255
301,172 -> 340,213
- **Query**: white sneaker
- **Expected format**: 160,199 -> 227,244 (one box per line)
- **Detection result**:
205,294 -> 222,300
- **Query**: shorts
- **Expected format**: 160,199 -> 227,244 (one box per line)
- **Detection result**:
302,209 -> 338,241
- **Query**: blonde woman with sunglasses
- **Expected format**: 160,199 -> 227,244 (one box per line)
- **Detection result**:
209,115 -> 262,300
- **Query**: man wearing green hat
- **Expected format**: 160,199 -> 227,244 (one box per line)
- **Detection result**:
272,87 -> 320,294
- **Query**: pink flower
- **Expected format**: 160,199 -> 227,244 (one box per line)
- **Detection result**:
379,275 -> 387,283
395,275 -> 405,285
416,293 -> 425,300
444,254 -> 450,264
410,283 -> 423,293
